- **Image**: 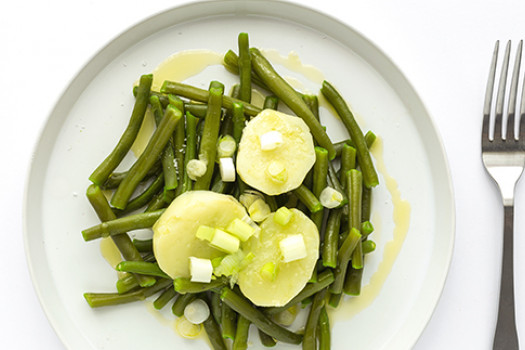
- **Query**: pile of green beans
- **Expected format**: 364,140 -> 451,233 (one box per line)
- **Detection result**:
82,32 -> 379,350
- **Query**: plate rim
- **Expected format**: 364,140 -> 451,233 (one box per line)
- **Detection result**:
22,0 -> 456,349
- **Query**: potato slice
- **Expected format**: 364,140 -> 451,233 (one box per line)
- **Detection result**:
236,109 -> 316,195
237,209 -> 319,307
153,191 -> 248,279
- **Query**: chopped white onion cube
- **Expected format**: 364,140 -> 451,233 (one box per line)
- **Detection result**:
260,130 -> 283,151
319,186 -> 344,208
186,159 -> 207,180
189,257 -> 213,283
279,234 -> 307,263
219,157 -> 236,182
184,299 -> 210,325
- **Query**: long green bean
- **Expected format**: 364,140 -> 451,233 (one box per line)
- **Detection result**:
343,265 -> 363,296
182,111 -> 198,193
153,286 -> 177,310
82,209 -> 164,241
220,287 -> 303,344
161,80 -> 261,116
171,293 -> 197,317
223,49 -> 268,89
317,306 -> 330,350
89,74 -> 153,186
303,288 -> 327,350
203,303 -> 228,350
311,147 -> 328,230
114,173 -> 164,216
238,32 -> 252,103
168,95 -> 186,197
293,185 -> 322,213
233,316 -> 251,350
321,81 -> 378,187
329,227 -> 361,294
250,48 -> 335,160
194,85 -> 224,190
322,208 -> 342,268
221,302 -> 238,340
111,105 -> 182,209
174,277 -> 226,294
348,169 -> 363,269
116,261 -> 170,279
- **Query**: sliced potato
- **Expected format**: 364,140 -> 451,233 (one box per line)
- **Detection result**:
236,109 -> 316,195
153,191 -> 248,279
237,209 -> 319,307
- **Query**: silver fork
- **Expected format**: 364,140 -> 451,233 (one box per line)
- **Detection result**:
482,40 -> 525,349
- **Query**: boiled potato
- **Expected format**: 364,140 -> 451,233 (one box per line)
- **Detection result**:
236,109 -> 316,195
237,209 -> 319,307
153,191 -> 248,279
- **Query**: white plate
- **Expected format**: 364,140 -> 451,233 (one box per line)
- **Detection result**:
23,1 -> 455,349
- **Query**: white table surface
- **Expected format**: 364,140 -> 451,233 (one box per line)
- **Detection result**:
2,0 -> 525,349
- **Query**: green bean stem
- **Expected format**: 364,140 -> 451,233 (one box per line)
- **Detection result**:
89,74 -> 153,186
263,95 -> 279,110
343,265 -> 364,296
250,48 -> 335,159
321,81 -> 378,187
220,287 -> 303,344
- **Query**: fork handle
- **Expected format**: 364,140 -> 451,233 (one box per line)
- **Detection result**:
493,205 -> 520,349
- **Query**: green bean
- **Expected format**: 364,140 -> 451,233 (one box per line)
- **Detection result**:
302,94 -> 320,121
86,184 -> 155,287
89,74 -> 153,186
263,95 -> 279,110
203,304 -> 228,350
348,169 -> 363,269
161,80 -> 261,116
361,186 -> 372,222
114,172 -> 164,216
116,261 -> 170,279
168,95 -> 186,197
171,293 -> 197,317
343,265 -> 363,296
303,288 -> 327,350
321,81 -> 378,187
327,293 -> 342,308
233,316 -> 251,350
340,144 -> 357,189
150,95 -> 178,192
329,227 -> 361,294
317,306 -> 330,350
116,273 -> 140,294
238,32 -> 252,103
194,85 -> 224,190
332,139 -> 350,158
311,147 -> 328,230
145,192 -> 169,212
153,286 -> 177,310
221,302 -> 238,340
322,208 -> 342,268
111,105 -> 182,209
182,111 -> 198,193
132,238 -> 152,253
84,279 -> 172,308
210,291 -> 223,324
259,329 -> 277,347
220,287 -> 303,344
184,103 -> 209,118
174,277 -> 226,294
264,269 -> 334,315
232,102 -> 246,144
293,185 -> 322,213
223,49 -> 268,89
250,48 -> 335,159
82,209 -> 164,241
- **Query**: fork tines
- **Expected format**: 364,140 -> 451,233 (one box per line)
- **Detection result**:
483,40 -> 525,143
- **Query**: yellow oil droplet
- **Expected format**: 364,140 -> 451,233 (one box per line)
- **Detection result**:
330,137 -> 411,322
261,49 -> 325,84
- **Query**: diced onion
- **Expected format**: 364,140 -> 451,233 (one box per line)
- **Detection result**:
319,186 -> 344,208
184,299 -> 210,325
189,257 -> 213,283
195,225 -> 215,242
210,229 -> 240,254
266,161 -> 287,183
260,130 -> 283,151
279,234 -> 307,263
273,207 -> 293,226
219,157 -> 236,182
226,218 -> 256,242
186,159 -> 207,180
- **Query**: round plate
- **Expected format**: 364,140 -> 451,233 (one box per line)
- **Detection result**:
23,1 -> 455,349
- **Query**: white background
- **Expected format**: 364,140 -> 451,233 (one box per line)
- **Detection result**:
2,0 -> 525,349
